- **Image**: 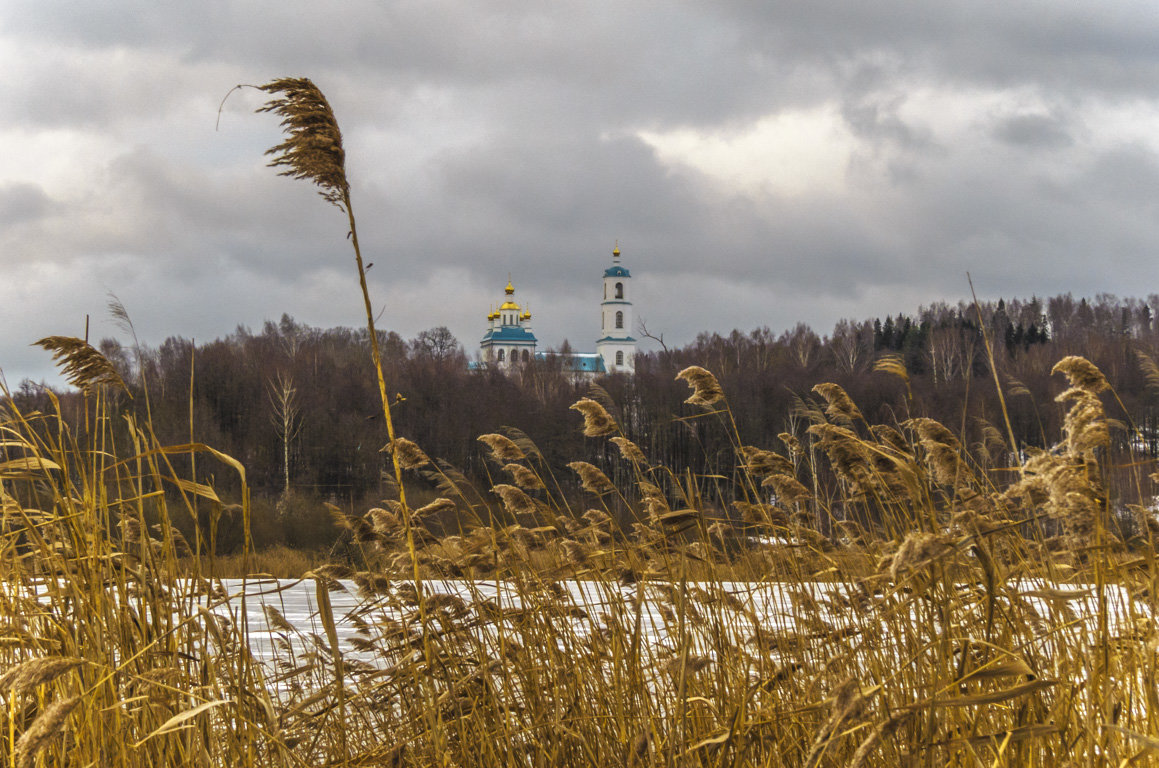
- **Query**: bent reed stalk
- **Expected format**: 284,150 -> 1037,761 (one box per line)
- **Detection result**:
256,76 -> 448,757
255,77 -> 414,548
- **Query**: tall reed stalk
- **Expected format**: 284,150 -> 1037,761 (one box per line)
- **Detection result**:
254,76 -> 442,754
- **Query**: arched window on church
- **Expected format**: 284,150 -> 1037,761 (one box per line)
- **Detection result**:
497,349 -> 505,363
615,311 -> 624,329
616,351 -> 624,366
522,349 -> 529,363
615,282 -> 623,299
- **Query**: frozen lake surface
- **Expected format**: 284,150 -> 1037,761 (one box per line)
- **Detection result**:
206,576 -> 1145,667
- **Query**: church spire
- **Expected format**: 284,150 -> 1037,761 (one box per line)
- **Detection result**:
597,244 -> 636,374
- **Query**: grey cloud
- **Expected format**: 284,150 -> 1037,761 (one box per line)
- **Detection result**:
0,182 -> 53,226
992,112 -> 1075,149
723,1 -> 1159,97
365,130 -> 706,287
1078,145 -> 1159,204
7,0 -> 1159,384
841,92 -> 938,152
10,0 -> 1159,136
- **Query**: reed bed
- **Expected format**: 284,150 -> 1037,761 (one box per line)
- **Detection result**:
3,345 -> 1159,767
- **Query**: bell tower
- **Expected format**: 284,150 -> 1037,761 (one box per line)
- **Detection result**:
596,244 -> 636,374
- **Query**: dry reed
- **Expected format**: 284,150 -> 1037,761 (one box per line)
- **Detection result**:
569,397 -> 619,437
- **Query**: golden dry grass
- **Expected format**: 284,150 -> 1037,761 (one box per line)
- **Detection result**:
3,348 -> 1159,766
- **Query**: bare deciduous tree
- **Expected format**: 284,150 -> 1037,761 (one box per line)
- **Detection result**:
268,372 -> 302,501
829,319 -> 869,374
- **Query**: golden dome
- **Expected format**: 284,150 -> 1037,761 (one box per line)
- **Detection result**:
500,300 -> 520,311
505,279 -> 515,295
521,311 -> 531,321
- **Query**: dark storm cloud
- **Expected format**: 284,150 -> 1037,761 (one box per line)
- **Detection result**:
424,132 -> 706,267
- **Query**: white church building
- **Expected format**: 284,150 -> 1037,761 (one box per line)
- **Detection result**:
478,245 -> 637,376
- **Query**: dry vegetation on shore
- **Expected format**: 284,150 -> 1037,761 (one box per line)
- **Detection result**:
3,342 -> 1159,766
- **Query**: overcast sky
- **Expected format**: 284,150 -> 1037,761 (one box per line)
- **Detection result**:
4,1 -> 1159,385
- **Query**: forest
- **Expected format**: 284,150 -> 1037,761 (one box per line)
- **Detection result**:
9,290 -> 1159,553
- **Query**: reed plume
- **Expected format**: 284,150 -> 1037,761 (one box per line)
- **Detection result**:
14,695 -> 80,768
807,423 -> 874,493
567,461 -> 615,495
386,437 -> 431,470
638,481 -> 671,518
570,398 -> 618,436
889,532 -> 955,579
1052,355 -> 1110,395
811,382 -> 863,425
609,436 -> 647,464
500,426 -> 545,461
734,500 -> 789,527
873,353 -> 909,383
1137,350 -> 1159,390
904,417 -> 960,451
1056,387 -> 1110,455
33,336 -> 127,394
502,462 -> 544,490
257,77 -> 348,209
873,353 -> 911,399
762,473 -> 812,504
676,366 -> 724,407
414,497 -> 457,518
1005,375 -> 1032,398
905,417 -> 966,486
0,657 -> 83,699
849,713 -> 913,768
778,431 -> 802,457
870,424 -> 909,454
477,433 -> 526,462
491,484 -> 538,517
739,445 -> 794,477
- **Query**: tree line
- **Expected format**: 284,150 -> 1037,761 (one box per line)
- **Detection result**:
9,291 -> 1159,549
